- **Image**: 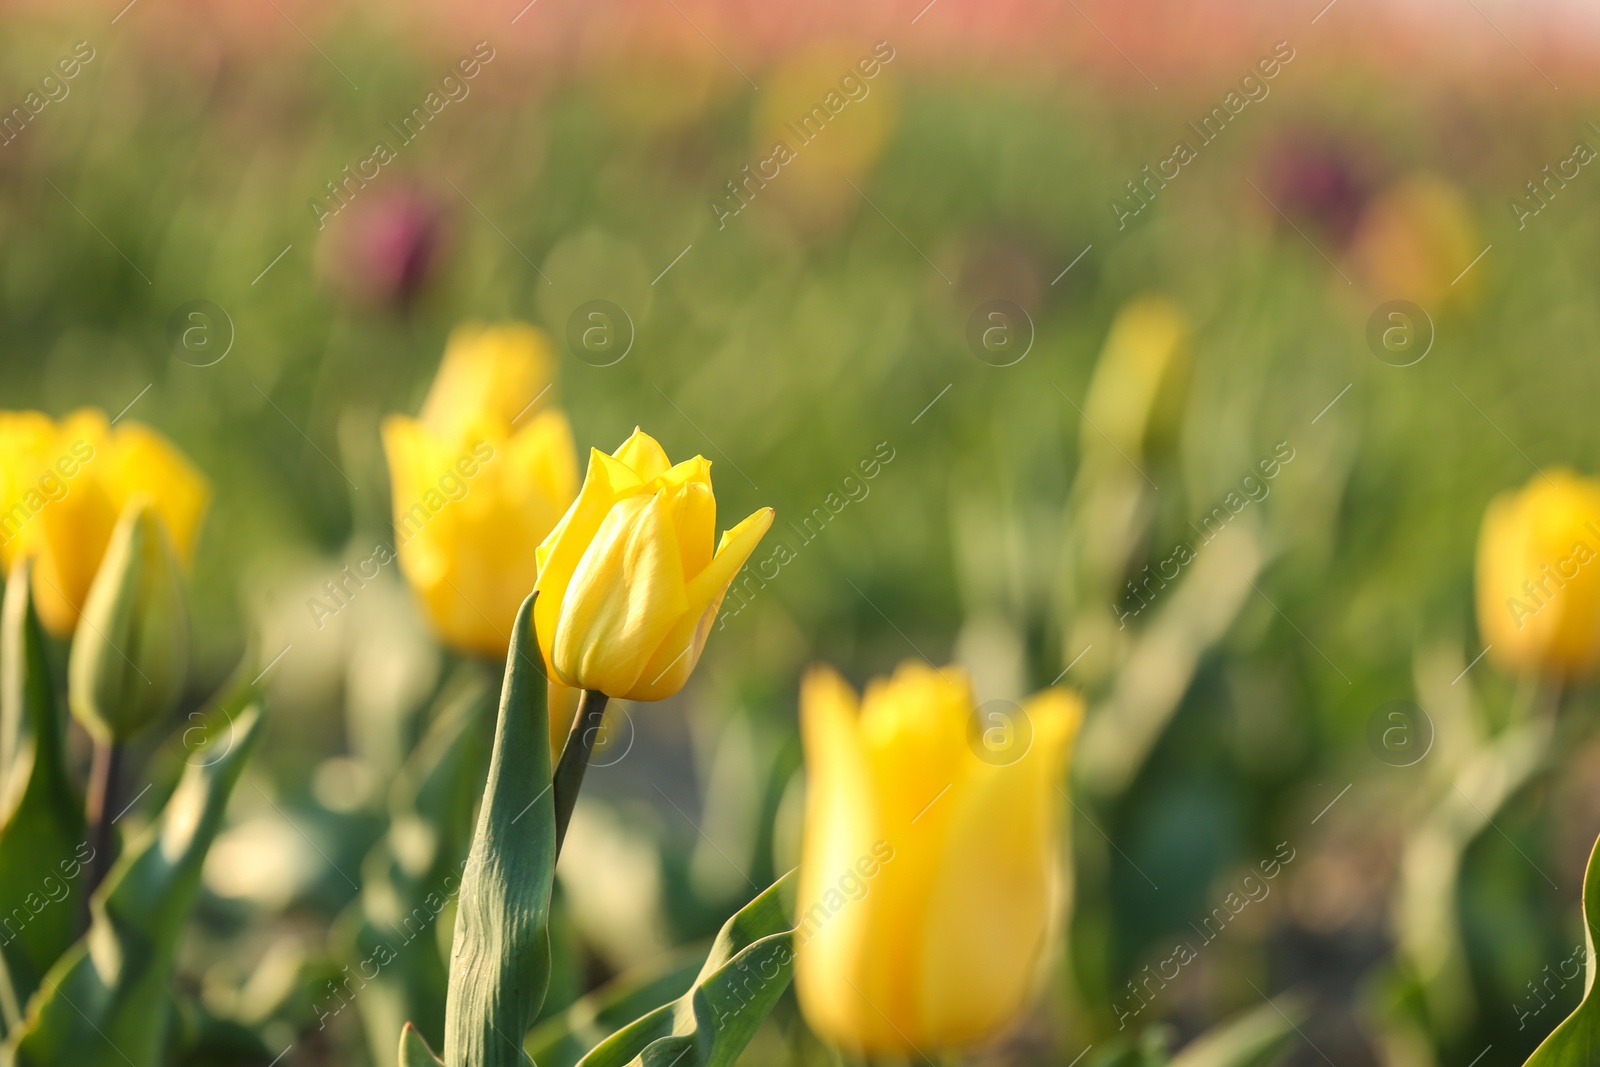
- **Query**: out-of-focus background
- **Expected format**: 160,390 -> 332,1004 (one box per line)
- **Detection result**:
4,0 -> 1599,1064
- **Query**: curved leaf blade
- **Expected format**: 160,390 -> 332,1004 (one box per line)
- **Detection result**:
2,701 -> 263,1067
525,947 -> 703,1067
0,562 -> 87,1034
576,871 -> 796,1067
1521,831 -> 1600,1066
1169,998 -> 1302,1067
401,1021 -> 446,1066
442,593 -> 555,1067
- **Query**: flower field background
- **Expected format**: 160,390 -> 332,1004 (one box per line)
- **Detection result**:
2,1 -> 1600,1066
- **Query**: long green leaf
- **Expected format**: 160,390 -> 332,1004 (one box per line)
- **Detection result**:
1520,831 -> 1600,1066
576,871 -> 796,1067
1168,998 -> 1301,1067
1,700 -> 263,1067
440,593 -> 555,1066
0,563 -> 87,1036
338,671 -> 491,1065
401,1021 -> 445,1066
524,947 -> 703,1067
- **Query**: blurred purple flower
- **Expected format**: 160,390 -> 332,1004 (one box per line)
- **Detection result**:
1262,135 -> 1372,248
326,189 -> 449,310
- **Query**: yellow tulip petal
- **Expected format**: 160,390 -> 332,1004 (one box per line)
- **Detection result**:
622,506 -> 773,702
654,454 -> 711,490
419,322 -> 554,439
0,412 -> 59,568
33,465 -> 120,637
110,421 -> 210,565
660,477 -> 715,581
507,410 -> 580,514
792,667 -> 897,1052
611,427 -> 672,481
1476,470 -> 1600,677
913,696 -> 1078,1044
534,447 -> 636,671
551,491 -> 690,694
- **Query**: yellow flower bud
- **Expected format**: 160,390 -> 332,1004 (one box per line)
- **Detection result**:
793,662 -> 1082,1054
383,322 -> 579,659
1476,470 -> 1600,678
1082,296 -> 1192,461
68,501 -> 190,742
533,428 -> 773,701
0,408 -> 208,637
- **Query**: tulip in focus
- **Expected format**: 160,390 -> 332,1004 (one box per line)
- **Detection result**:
533,428 -> 773,701
383,322 -> 579,659
1476,470 -> 1600,678
793,662 -> 1082,1054
0,408 -> 208,637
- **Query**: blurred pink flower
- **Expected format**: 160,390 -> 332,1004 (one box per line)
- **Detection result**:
1262,134 -> 1373,248
324,188 -> 449,310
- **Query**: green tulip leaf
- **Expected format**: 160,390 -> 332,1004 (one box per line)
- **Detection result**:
401,1021 -> 446,1066
1168,997 -> 1302,1067
339,671 -> 491,1064
1520,830 -> 1600,1067
2,698 -> 263,1067
575,870 -> 797,1067
440,593 -> 556,1067
524,946 -> 704,1067
0,562 -> 88,1036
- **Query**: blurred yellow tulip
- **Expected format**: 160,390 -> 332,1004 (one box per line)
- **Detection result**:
1348,172 -> 1480,309
0,408 -> 207,637
1082,295 -> 1192,461
382,321 -> 579,660
793,661 -> 1081,1054
1476,470 -> 1600,678
533,428 -> 772,701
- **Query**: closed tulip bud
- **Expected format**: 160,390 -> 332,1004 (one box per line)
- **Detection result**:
1082,296 -> 1192,462
1476,470 -> 1600,678
533,428 -> 773,701
793,662 -> 1082,1054
0,408 -> 208,637
68,502 -> 190,743
383,322 -> 579,659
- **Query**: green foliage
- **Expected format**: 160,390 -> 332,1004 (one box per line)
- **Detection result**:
0,562 -> 87,1035
1519,832 -> 1600,1067
438,594 -> 556,1067
574,871 -> 796,1067
524,947 -> 703,1067
400,1022 -> 445,1067
1167,999 -> 1301,1067
2,698 -> 262,1066
335,671 -> 491,1063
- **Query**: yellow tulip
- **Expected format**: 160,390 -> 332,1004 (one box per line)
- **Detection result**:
793,662 -> 1082,1054
0,408 -> 207,637
1081,295 -> 1192,461
382,322 -> 579,660
1476,470 -> 1600,677
1348,173 -> 1480,309
533,428 -> 773,701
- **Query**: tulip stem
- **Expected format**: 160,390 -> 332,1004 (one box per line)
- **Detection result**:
84,740 -> 123,901
552,689 -> 608,855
